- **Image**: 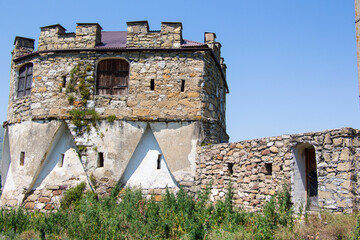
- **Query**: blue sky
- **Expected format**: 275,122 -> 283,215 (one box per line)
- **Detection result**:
0,0 -> 358,142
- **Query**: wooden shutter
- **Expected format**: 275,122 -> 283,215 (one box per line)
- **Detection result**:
17,63 -> 32,98
97,59 -> 129,95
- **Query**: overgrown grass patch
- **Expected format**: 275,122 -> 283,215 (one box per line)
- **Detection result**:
0,183 -> 358,239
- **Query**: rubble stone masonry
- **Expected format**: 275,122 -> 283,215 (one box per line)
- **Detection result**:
196,128 -> 360,213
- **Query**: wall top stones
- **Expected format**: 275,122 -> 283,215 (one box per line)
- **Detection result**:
12,21 -> 227,89
38,23 -> 102,51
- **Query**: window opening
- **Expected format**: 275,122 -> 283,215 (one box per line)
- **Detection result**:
17,63 -> 33,98
181,80 -> 185,92
96,59 -> 129,95
97,152 -> 104,168
157,154 -> 162,169
150,79 -> 155,91
20,152 -> 25,166
228,163 -> 234,175
62,76 -> 66,88
265,163 -> 272,175
58,153 -> 64,167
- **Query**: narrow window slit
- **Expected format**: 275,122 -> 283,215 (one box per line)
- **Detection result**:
181,80 -> 185,92
150,79 -> 155,91
265,163 -> 272,175
58,153 -> 64,167
62,76 -> 66,88
157,154 -> 162,169
20,152 -> 25,166
97,152 -> 104,168
228,163 -> 234,175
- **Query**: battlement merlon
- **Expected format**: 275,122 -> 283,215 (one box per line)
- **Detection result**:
126,21 -> 183,48
13,37 -> 35,58
38,23 -> 102,51
204,32 -> 222,64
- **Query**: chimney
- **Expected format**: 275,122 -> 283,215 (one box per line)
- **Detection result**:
13,37 -> 34,58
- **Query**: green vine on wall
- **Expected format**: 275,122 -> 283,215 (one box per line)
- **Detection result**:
66,61 -> 95,106
66,61 -> 99,136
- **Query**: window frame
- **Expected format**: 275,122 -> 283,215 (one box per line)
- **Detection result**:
17,63 -> 33,98
96,59 -> 130,96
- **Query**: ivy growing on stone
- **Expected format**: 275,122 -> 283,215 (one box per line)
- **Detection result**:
65,61 -> 100,137
66,61 -> 95,106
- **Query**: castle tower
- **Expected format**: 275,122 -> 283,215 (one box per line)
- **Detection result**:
1,21 -> 228,208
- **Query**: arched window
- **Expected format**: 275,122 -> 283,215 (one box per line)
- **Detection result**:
17,63 -> 33,98
96,59 -> 129,95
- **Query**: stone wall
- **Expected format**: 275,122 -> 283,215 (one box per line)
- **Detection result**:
8,51 -> 204,122
196,128 -> 360,212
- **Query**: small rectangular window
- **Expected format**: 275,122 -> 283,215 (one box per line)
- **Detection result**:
58,153 -> 64,167
265,163 -> 272,175
228,163 -> 234,175
20,152 -> 25,166
157,154 -> 161,169
181,80 -> 185,92
150,79 -> 155,91
97,152 -> 104,168
62,76 -> 67,88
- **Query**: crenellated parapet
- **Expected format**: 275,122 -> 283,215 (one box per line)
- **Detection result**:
38,23 -> 102,51
126,21 -> 183,48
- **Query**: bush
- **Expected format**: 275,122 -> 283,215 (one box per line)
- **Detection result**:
60,182 -> 86,209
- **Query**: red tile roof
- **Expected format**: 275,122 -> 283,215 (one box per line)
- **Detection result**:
96,31 -> 205,49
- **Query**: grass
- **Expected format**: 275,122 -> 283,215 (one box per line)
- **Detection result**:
0,184 -> 358,240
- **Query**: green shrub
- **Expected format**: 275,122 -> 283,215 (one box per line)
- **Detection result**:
60,182 -> 86,209
0,184 -> 300,239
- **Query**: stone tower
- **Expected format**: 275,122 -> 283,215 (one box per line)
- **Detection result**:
1,21 -> 228,208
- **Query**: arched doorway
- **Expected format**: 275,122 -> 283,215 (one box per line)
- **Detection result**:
293,143 -> 318,210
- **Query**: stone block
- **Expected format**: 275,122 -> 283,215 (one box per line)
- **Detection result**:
39,197 -> 51,203
27,194 -> 39,202
53,190 -> 62,196
269,146 -> 278,153
47,185 -> 59,190
25,202 -> 35,209
325,183 -> 336,191
261,149 -> 270,155
132,109 -> 150,116
319,191 -> 332,199
340,148 -> 350,161
341,180 -> 351,190
333,138 -> 343,147
35,203 -> 46,209
337,162 -> 351,171
42,190 -> 52,197
45,204 -> 54,210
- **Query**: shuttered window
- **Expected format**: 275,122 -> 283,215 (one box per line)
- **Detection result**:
96,59 -> 129,95
17,63 -> 33,98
